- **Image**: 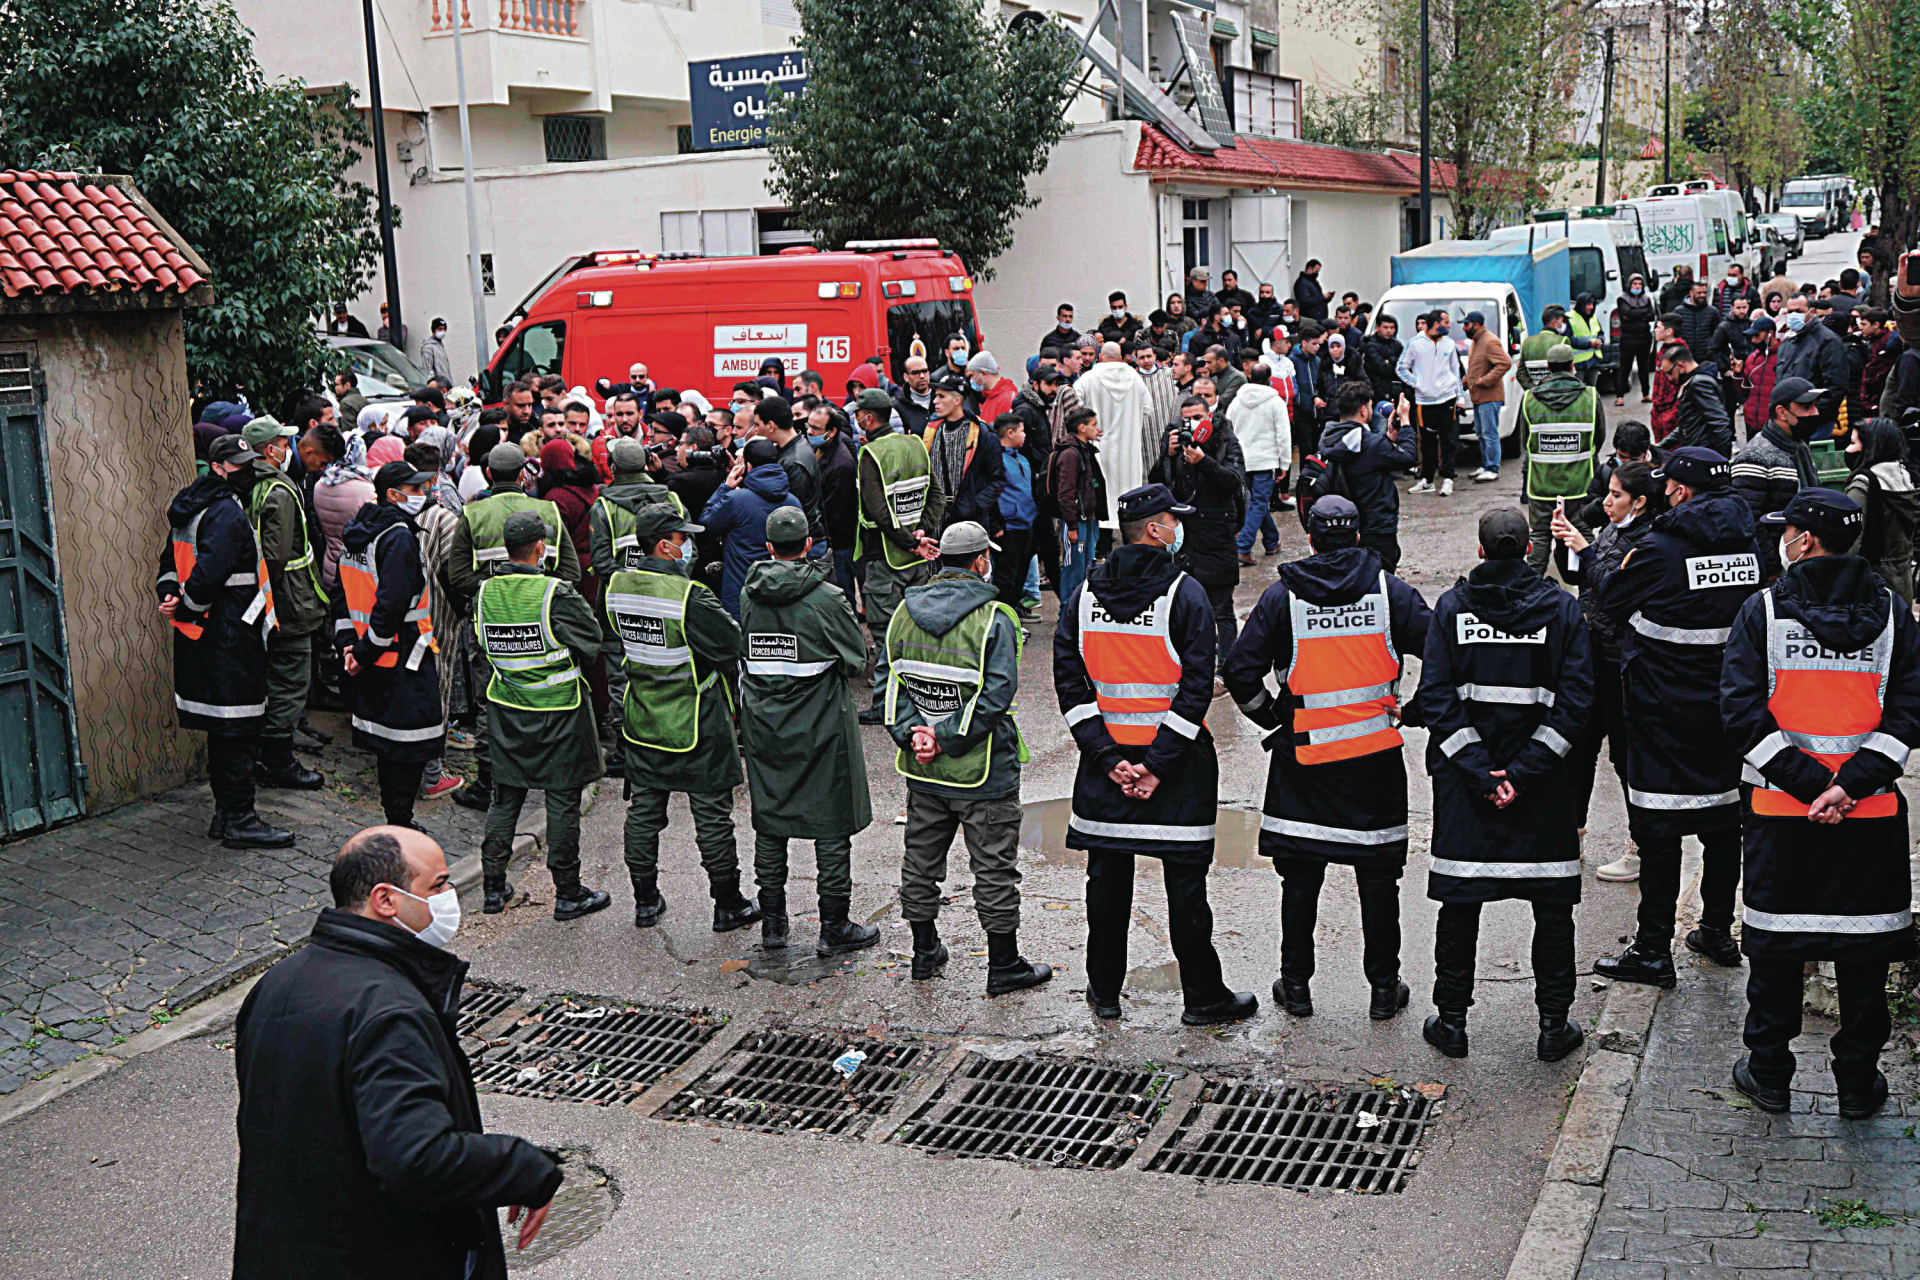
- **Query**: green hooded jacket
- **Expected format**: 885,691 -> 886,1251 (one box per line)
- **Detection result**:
616,555 -> 744,792
482,562 -> 606,790
738,556 -> 872,837
885,568 -> 1024,800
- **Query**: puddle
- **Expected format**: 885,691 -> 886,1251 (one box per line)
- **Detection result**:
1018,798 -> 1270,869
1124,960 -> 1185,992
743,949 -> 860,985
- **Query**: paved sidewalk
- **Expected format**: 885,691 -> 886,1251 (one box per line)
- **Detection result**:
0,716 -> 489,1094
1579,963 -> 1920,1279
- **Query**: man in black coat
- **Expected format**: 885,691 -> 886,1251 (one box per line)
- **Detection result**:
1673,278 -> 1721,360
1293,259 -> 1331,321
1661,341 -> 1733,459
1775,295 -> 1853,436
233,826 -> 561,1280
1149,395 -> 1245,674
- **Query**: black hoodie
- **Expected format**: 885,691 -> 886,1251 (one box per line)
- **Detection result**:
158,470 -> 271,731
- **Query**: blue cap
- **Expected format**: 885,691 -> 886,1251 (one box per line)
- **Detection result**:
1757,487 -> 1862,541
1652,446 -> 1732,490
1116,483 -> 1194,522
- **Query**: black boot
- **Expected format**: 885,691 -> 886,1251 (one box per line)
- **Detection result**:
759,889 -> 789,948
293,714 -> 332,748
483,874 -> 516,915
1423,1009 -> 1469,1058
1684,925 -> 1742,967
1837,1069 -> 1889,1120
631,874 -> 666,928
1182,991 -> 1259,1026
709,878 -> 763,933
207,810 -> 228,840
910,920 -> 947,980
1595,939 -> 1678,988
220,811 -> 295,850
1731,1056 -> 1790,1113
1370,979 -> 1411,1021
816,895 -> 879,956
857,702 -> 885,726
984,931 -> 1052,995
1086,988 -> 1122,1019
552,871 -> 611,922
1537,1015 -> 1585,1062
452,781 -> 492,812
601,747 -> 624,778
1274,976 -> 1313,1017
254,738 -> 324,790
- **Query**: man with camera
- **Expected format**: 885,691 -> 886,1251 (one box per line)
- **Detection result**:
1148,395 -> 1246,687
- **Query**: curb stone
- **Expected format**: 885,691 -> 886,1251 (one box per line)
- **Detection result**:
1504,977 -> 1662,1280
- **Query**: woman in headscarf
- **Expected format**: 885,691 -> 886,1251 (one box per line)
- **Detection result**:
314,427 -> 379,589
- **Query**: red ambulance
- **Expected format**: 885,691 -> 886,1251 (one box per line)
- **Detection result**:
478,239 -> 983,406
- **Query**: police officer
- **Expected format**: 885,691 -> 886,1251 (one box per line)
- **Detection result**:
1415,508 -> 1593,1061
336,460 -> 446,828
446,443 -> 583,813
1723,489 -> 1919,1118
1519,343 -> 1606,577
155,435 -> 293,849
853,386 -> 945,724
1054,485 -> 1256,1025
586,437 -> 684,777
888,521 -> 1050,995
1595,446 -> 1761,987
472,511 -> 610,921
738,506 -> 879,955
605,505 -> 759,932
1222,495 -> 1432,1020
240,416 -> 326,790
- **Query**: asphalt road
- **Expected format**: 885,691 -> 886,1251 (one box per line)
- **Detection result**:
1,232 -> 1868,1278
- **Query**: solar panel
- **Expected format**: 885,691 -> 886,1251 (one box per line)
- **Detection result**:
1170,9 -> 1235,140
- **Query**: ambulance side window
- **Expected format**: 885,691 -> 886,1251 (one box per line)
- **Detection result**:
498,321 -> 567,385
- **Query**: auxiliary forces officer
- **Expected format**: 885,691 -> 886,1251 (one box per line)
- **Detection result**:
605,504 -> 760,933
853,386 -> 946,724
887,521 -> 1051,995
240,415 -> 326,791
472,511 -> 610,921
1595,447 -> 1761,988
156,434 -> 293,849
1055,484 -> 1256,1026
1518,343 -> 1606,577
738,506 -> 879,956
446,443 -> 582,813
1223,495 -> 1432,1021
1722,489 -> 1919,1119
1415,508 -> 1593,1062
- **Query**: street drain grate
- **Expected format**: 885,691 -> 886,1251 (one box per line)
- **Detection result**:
657,1030 -> 932,1137
1145,1079 -> 1438,1192
472,1005 -> 717,1105
456,983 -> 522,1038
891,1055 -> 1172,1169
501,1149 -> 616,1270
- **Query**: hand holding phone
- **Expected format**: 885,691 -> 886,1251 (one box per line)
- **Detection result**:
1899,250 -> 1920,299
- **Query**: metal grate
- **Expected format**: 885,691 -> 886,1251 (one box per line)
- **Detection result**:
456,982 -> 521,1038
471,1005 -> 717,1106
892,1055 -> 1172,1170
1146,1079 -> 1438,1192
543,115 -> 606,163
657,1030 -> 931,1137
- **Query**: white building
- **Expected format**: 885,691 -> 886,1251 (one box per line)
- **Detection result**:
237,0 -> 1441,379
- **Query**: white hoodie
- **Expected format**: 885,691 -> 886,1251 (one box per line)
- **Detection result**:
1226,380 -> 1291,473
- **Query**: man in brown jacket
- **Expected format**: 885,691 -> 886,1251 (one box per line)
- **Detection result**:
1463,310 -> 1513,483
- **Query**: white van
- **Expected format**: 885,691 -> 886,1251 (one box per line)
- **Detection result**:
1487,211 -> 1653,392
1623,193 -> 1735,289
1648,183 -> 1754,275
1373,281 -> 1532,456
1780,178 -> 1835,238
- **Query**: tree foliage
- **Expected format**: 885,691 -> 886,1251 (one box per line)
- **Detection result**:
764,4 -> 1077,280
1301,84 -> 1396,150
1686,0 -> 1808,204
0,0 -> 384,408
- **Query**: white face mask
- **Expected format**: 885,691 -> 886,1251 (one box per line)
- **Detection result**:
399,492 -> 428,516
679,536 -> 696,564
391,885 -> 460,948
1779,530 -> 1808,568
1111,308 -> 1126,320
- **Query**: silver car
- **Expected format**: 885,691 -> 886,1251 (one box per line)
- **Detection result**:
321,333 -> 430,406
1755,212 -> 1804,259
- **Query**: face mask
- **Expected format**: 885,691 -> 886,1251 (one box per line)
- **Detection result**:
952,345 -> 969,365
969,378 -> 985,393
391,885 -> 460,949
1630,284 -> 1644,295
807,432 -> 829,449
1779,531 -> 1808,568
399,492 -> 428,516
1157,521 -> 1184,554
679,537 -> 696,564
1781,312 -> 1806,333
1111,308 -> 1126,320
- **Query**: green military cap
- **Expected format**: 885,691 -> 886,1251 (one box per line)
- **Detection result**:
502,510 -> 548,549
633,503 -> 703,544
241,415 -> 297,446
765,507 -> 809,542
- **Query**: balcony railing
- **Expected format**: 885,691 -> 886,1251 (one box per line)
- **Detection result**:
428,0 -> 581,36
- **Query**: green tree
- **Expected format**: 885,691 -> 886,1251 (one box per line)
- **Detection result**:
0,0 -> 383,408
1302,83 -> 1394,150
764,4 -> 1077,279
1687,0 -> 1807,206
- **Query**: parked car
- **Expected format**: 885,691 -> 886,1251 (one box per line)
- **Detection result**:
1754,225 -> 1789,280
322,334 -> 430,408
1755,211 -> 1804,260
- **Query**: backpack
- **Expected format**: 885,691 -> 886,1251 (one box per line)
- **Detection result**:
1292,451 -> 1350,533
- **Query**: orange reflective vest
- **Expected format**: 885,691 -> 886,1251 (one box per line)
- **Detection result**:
164,505 -> 273,641
338,525 -> 438,670
1076,573 -> 1203,746
1284,571 -> 1403,764
1743,591 -> 1902,819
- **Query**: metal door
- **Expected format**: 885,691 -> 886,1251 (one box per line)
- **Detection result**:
0,346 -> 85,836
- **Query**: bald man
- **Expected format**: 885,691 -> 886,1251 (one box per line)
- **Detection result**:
232,826 -> 560,1278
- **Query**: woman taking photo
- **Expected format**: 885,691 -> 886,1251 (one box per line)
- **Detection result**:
1551,459 -> 1667,882
1845,415 -> 1920,605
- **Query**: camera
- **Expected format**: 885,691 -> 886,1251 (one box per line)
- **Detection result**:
686,445 -> 730,468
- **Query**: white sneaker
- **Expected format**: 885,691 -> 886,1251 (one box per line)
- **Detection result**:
1439,479 -> 1454,497
1596,851 -> 1640,882
1473,469 -> 1501,483
1410,479 -> 1435,494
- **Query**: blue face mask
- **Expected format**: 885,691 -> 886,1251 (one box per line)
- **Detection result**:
1781,311 -> 1806,333
1158,520 -> 1184,555
807,432 -> 829,449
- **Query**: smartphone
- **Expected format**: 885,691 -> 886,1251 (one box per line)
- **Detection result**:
1905,255 -> 1920,289
1556,498 -> 1577,573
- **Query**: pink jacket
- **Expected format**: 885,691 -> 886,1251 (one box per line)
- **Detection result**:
313,475 -> 376,588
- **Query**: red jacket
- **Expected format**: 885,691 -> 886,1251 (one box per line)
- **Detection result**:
1651,369 -> 1679,441
978,375 -> 1016,424
1742,347 -> 1779,436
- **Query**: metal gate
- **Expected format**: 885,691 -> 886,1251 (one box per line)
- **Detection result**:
0,347 -> 86,836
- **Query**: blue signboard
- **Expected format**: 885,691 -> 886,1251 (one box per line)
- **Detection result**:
688,53 -> 809,152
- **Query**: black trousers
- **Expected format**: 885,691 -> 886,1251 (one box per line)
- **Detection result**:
990,526 -> 1033,608
1744,956 -> 1892,1091
1570,656 -> 1627,829
1433,899 -> 1576,1017
1635,826 -> 1739,943
1620,337 -> 1655,397
1278,858 -> 1402,987
206,733 -> 260,815
1033,514 -> 1060,594
1085,851 -> 1232,1010
1415,403 -> 1456,481
1361,531 -> 1402,573
376,756 -> 428,829
1204,581 -> 1237,675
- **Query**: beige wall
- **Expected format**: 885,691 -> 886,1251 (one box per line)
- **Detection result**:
0,310 -> 201,811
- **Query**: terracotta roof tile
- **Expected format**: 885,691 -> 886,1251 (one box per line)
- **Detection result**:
0,169 -> 207,299
1134,125 -> 1459,193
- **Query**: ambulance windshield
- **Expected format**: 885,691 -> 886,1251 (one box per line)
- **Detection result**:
886,300 -> 979,382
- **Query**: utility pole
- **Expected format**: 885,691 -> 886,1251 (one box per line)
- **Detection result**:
1596,26 -> 1615,204
360,0 -> 403,352
1419,0 -> 1432,245
450,0 -> 489,382
1662,0 -> 1672,185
